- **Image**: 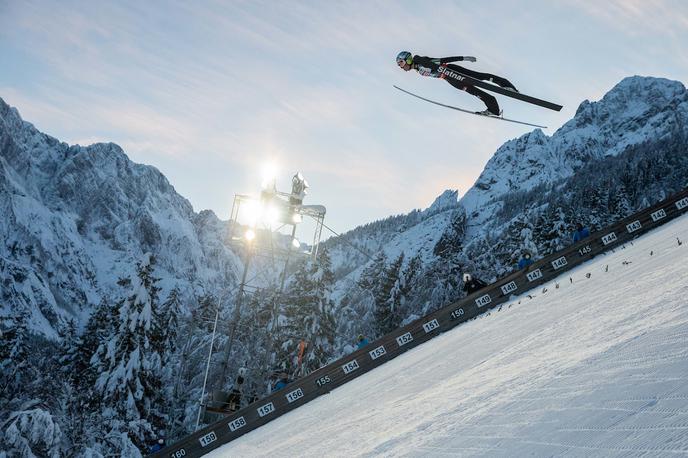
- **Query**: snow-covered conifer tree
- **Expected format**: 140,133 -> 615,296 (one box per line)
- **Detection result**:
395,252 -> 423,318
1,312 -> 68,456
0,311 -> 32,403
357,252 -> 387,293
609,184 -> 633,221
280,249 -> 337,376
433,209 -> 467,258
374,252 -> 405,337
91,253 -> 165,450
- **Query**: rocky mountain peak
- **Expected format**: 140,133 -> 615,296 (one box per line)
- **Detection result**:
426,189 -> 459,214
0,97 -> 239,337
459,76 -> 688,219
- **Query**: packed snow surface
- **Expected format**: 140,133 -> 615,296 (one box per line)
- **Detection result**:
209,214 -> 688,457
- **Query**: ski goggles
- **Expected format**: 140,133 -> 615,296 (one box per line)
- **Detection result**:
397,56 -> 413,67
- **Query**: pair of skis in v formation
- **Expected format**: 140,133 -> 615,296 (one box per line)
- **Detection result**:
395,65 -> 562,129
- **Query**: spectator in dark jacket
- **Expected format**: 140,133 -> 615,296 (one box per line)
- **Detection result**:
462,273 -> 487,295
573,223 -> 590,242
226,373 -> 244,412
518,251 -> 534,269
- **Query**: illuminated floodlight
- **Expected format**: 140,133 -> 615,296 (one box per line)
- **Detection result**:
261,163 -> 278,190
292,237 -> 300,248
265,205 -> 280,225
243,199 -> 262,226
292,213 -> 302,224
244,229 -> 256,241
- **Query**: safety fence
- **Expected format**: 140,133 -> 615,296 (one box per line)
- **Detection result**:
153,187 -> 688,458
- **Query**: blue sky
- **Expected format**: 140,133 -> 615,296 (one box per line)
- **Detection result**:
1,1 -> 687,235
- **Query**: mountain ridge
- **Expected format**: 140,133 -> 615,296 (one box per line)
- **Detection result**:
323,76 -> 688,339
0,97 -> 240,337
2,75 -> 687,341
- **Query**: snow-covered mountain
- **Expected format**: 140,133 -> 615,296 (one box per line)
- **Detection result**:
0,98 -> 240,338
325,76 -> 688,336
2,76 -> 687,340
2,75 -> 687,457
461,76 -> 688,226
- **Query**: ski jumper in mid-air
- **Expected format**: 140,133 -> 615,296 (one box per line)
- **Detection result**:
396,51 -> 518,116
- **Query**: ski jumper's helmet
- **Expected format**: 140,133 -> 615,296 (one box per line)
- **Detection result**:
396,51 -> 413,67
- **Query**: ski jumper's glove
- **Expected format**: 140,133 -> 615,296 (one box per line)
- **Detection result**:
462,56 -> 477,62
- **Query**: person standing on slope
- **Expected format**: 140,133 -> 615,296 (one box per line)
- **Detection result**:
396,51 -> 518,116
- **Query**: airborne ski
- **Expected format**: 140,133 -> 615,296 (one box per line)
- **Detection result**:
394,85 -> 548,129
437,65 -> 563,112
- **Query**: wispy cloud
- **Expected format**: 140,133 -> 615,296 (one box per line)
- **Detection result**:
2,0 -> 687,230
569,0 -> 688,36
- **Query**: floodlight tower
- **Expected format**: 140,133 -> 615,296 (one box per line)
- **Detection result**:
209,168 -> 326,410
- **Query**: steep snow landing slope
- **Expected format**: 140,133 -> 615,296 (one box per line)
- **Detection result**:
210,213 -> 688,457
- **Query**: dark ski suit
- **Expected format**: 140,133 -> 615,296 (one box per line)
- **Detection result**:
412,55 -> 516,115
226,375 -> 244,412
463,277 -> 488,295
